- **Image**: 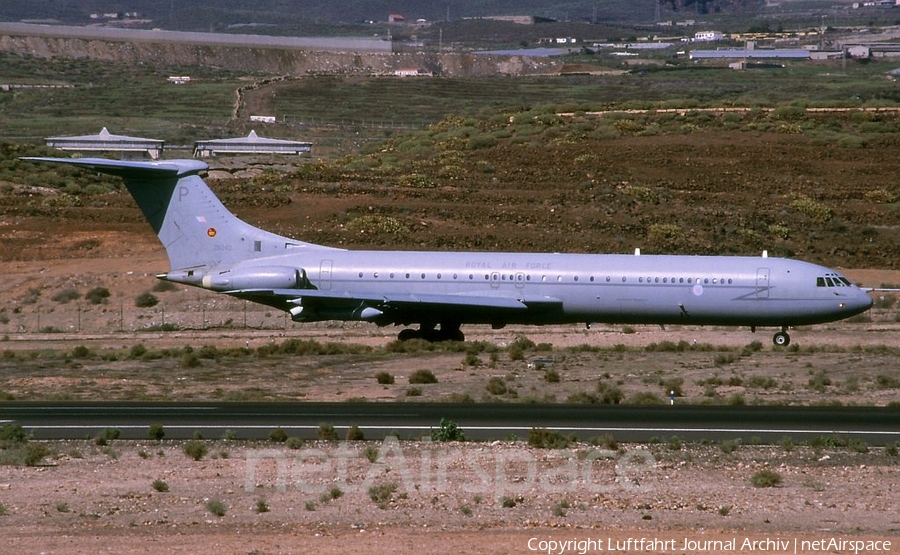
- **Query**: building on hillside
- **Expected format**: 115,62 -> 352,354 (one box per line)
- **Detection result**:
694,31 -> 724,42
394,67 -> 432,77
45,127 -> 164,159
192,130 -> 311,157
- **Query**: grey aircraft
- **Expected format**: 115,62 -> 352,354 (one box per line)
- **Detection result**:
26,157 -> 873,345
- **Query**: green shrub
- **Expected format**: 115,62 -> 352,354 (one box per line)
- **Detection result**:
865,188 -> 898,204
51,288 -> 80,304
183,440 -> 208,461
431,418 -> 466,442
409,369 -> 438,384
206,499 -> 227,517
346,215 -> 408,235
375,371 -> 395,385
528,428 -> 571,449
148,423 -> 165,441
256,499 -> 269,513
0,423 -> 27,446
318,423 -> 338,441
627,392 -> 664,405
135,292 -> 159,308
597,382 -> 624,404
129,344 -> 147,359
486,376 -> 507,395
84,287 -> 110,305
286,437 -> 304,449
790,195 -> 832,221
152,479 -> 169,492
750,469 -> 782,488
268,427 -> 288,443
152,280 -> 178,292
647,223 -> 685,250
346,425 -> 365,441
368,482 -> 398,508
24,443 -> 50,466
808,371 -> 832,392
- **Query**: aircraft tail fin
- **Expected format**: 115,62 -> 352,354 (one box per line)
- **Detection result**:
23,157 -> 335,275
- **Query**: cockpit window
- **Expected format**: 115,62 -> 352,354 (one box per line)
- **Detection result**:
817,274 -> 852,288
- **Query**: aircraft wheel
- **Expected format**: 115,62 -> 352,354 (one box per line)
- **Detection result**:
773,331 -> 791,347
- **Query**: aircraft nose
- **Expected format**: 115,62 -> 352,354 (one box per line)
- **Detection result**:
846,289 -> 874,314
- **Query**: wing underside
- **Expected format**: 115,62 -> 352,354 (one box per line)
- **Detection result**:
226,288 -> 563,326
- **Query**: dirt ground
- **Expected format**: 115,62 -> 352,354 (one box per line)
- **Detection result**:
1,438 -> 898,554
2,130 -> 900,552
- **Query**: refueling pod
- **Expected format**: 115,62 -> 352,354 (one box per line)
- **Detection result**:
200,266 -> 308,291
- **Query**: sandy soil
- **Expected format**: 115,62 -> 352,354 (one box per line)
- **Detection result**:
1,438 -> 898,554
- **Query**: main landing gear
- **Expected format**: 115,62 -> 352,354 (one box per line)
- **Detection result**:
397,323 -> 465,342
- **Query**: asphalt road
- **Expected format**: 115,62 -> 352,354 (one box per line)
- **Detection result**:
2,402 -> 898,445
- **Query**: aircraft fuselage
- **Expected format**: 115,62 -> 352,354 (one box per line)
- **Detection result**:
211,249 -> 872,330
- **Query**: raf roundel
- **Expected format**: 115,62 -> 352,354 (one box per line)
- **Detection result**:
207,228 -> 217,238
692,284 -> 704,296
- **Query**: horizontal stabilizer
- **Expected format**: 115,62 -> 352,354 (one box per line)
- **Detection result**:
22,157 -> 209,178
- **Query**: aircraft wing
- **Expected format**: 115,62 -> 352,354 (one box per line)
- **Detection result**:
225,287 -> 563,324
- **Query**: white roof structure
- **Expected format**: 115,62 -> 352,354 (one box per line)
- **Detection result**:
45,127 -> 165,159
690,49 -> 810,60
193,130 -> 312,157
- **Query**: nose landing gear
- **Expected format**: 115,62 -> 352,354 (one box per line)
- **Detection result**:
773,328 -> 791,347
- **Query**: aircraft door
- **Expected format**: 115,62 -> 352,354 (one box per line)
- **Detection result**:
756,268 -> 769,298
320,260 -> 333,290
